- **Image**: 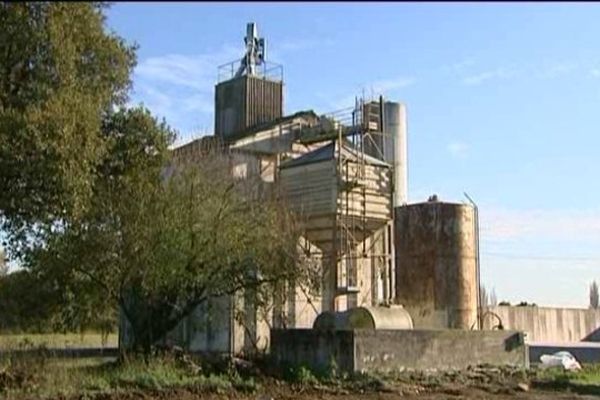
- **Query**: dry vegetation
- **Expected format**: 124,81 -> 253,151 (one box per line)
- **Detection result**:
0,333 -> 117,351
1,348 -> 600,400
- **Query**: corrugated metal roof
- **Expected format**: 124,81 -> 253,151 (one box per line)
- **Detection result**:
225,110 -> 319,142
280,141 -> 390,169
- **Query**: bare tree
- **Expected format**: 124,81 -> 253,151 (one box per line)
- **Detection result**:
590,281 -> 599,309
490,288 -> 498,307
0,248 -> 7,276
480,285 -> 489,308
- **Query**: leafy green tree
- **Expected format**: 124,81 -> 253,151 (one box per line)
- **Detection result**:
26,106 -> 173,334
0,270 -> 58,332
0,2 -> 136,255
31,108 -> 303,352
0,3 -> 305,350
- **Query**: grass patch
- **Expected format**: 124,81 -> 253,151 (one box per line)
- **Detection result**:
532,364 -> 600,395
0,332 -> 118,350
0,352 -> 258,399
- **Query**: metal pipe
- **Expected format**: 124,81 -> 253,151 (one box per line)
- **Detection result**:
464,192 -> 481,330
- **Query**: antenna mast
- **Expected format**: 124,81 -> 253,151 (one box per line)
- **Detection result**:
235,22 -> 266,77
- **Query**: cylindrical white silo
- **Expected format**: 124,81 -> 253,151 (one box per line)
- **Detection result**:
383,102 -> 408,206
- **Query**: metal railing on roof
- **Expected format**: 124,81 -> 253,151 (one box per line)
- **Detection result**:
298,105 -> 364,144
217,58 -> 283,83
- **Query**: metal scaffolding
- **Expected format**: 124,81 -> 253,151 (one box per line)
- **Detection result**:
296,96 -> 394,307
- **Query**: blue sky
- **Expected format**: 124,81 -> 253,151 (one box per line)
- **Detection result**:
107,2 -> 600,308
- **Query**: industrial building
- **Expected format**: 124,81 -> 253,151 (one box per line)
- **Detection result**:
148,22 -> 478,353
121,23 -> 599,362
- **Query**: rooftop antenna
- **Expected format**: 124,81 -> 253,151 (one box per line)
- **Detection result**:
235,22 -> 266,77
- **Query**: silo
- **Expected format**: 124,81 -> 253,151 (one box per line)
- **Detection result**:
382,102 -> 408,206
394,200 -> 478,329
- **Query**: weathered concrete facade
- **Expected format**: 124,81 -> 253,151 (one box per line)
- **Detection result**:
482,306 -> 600,343
271,329 -> 528,372
395,201 -> 478,330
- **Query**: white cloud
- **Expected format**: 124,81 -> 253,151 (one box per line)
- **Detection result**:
275,37 -> 335,52
480,207 -> 600,244
536,62 -> 578,79
591,68 -> 600,78
460,61 -> 587,85
447,142 -> 469,159
371,77 -> 416,94
181,94 -> 213,114
129,44 -> 242,139
135,45 -> 240,89
441,58 -> 476,74
328,76 -> 415,111
130,38 -> 335,137
462,67 -> 514,85
479,206 -> 600,307
133,85 -> 172,116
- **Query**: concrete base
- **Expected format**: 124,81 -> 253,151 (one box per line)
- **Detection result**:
271,329 -> 529,373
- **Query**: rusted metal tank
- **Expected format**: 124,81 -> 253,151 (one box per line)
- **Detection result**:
313,305 -> 413,330
394,200 -> 478,329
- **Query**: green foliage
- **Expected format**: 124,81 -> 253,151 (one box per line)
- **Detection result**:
0,267 -> 119,334
0,2 -> 136,255
0,354 -> 258,398
0,270 -> 58,332
536,364 -> 600,386
533,365 -> 600,396
0,2 -> 302,354
0,332 -> 118,350
31,121 -> 301,351
24,106 -> 174,335
289,365 -> 320,385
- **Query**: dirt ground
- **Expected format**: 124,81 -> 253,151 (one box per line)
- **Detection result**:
86,386 -> 598,400
82,368 -> 600,400
3,355 -> 596,400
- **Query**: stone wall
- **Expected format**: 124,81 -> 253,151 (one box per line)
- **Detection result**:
482,306 -> 600,343
271,329 -> 528,373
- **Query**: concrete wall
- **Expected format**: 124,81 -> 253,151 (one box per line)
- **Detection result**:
271,329 -> 528,373
483,306 -> 600,343
271,329 -> 355,372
